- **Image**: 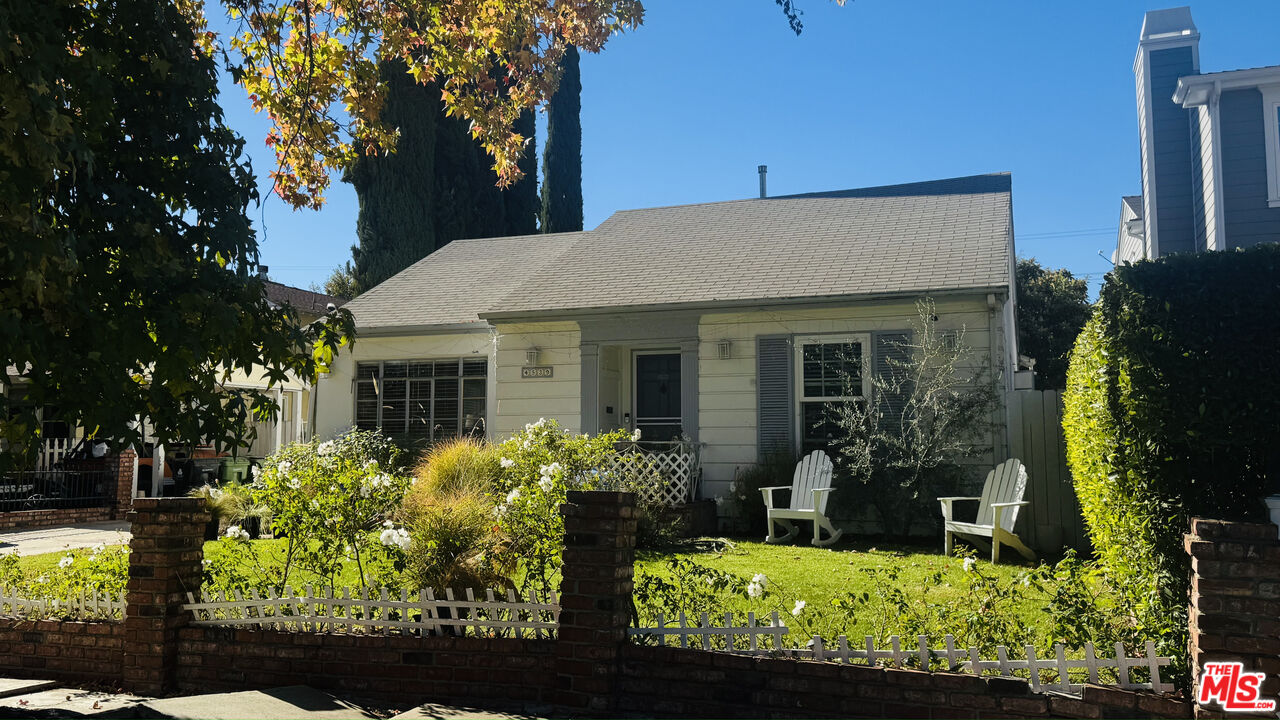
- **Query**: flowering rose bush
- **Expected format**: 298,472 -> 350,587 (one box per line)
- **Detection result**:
0,543 -> 129,609
248,429 -> 411,589
489,419 -> 651,597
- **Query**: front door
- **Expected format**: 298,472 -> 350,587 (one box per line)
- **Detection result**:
634,352 -> 681,441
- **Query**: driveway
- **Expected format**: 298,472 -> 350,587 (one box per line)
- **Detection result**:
0,521 -> 131,556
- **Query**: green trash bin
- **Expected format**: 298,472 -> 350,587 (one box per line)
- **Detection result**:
218,458 -> 251,484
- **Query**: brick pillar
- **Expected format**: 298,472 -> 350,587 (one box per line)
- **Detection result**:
556,490 -> 637,713
1185,517 -> 1280,717
122,497 -> 208,696
113,449 -> 137,515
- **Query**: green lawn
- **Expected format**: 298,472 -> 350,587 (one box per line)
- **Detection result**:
9,534 -> 1060,649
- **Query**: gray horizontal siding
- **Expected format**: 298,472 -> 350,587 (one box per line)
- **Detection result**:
1220,88 -> 1280,249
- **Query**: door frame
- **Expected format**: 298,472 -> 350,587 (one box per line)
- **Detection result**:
631,348 -> 682,437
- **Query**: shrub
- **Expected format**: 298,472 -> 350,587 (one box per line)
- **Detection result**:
724,452 -> 799,537
1063,244 -> 1280,688
252,429 -> 411,589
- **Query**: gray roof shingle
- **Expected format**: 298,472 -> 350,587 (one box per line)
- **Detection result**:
346,173 -> 1013,330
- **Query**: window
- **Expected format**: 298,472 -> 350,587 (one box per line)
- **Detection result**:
355,358 -> 487,442
1264,85 -> 1280,209
794,335 -> 870,455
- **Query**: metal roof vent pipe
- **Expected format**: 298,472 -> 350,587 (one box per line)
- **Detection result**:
758,165 -> 767,199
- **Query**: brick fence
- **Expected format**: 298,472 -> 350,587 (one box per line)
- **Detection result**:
0,449 -> 136,531
0,493 -> 1231,717
1185,517 -> 1280,718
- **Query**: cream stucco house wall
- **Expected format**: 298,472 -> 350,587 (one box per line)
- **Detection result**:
314,174 -> 1019,502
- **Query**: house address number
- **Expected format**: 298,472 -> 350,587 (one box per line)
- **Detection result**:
521,366 -> 554,379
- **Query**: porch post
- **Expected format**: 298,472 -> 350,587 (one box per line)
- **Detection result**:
679,339 -> 699,443
273,387 -> 284,453
580,343 -> 600,435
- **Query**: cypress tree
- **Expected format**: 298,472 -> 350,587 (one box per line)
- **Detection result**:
501,109 -> 540,236
540,45 -> 584,234
348,61 -> 437,291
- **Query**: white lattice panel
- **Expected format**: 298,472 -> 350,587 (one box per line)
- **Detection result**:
607,442 -> 700,506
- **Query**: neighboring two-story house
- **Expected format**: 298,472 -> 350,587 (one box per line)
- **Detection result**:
1117,7 -> 1280,262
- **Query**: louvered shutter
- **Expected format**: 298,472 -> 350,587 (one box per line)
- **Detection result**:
872,331 -> 913,426
757,335 -> 794,457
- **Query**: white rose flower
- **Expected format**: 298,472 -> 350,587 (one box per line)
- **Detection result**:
751,573 -> 768,588
500,457 -> 515,469
393,528 -> 411,551
963,557 -> 976,573
791,600 -> 806,616
383,520 -> 395,528
506,488 -> 522,504
746,582 -> 764,599
277,460 -> 292,475
58,555 -> 74,569
317,440 -> 336,456
538,476 -> 554,492
631,428 -> 642,441
714,496 -> 726,507
225,525 -> 250,541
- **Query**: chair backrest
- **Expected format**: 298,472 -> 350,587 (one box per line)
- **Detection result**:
790,451 -> 834,512
974,459 -> 1028,532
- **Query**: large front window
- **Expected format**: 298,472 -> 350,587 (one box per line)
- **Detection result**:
1264,85 -> 1280,209
795,335 -> 869,455
355,359 -> 487,441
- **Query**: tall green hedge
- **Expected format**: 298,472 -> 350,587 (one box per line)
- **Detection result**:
1064,244 -> 1280,663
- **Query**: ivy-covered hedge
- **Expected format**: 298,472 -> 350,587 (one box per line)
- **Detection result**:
1064,244 -> 1280,666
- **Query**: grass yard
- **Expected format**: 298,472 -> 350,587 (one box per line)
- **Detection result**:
634,537 -> 1055,646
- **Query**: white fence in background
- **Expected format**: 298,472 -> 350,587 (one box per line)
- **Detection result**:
183,586 -> 559,638
630,612 -> 1174,696
608,441 -> 701,506
37,438 -> 72,471
0,585 -> 125,621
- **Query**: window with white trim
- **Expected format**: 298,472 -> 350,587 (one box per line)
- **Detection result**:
355,359 -> 487,441
794,334 -> 870,454
1263,85 -> 1280,209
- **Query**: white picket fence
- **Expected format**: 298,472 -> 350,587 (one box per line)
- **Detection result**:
607,441 -> 701,506
183,586 -> 559,638
630,612 -> 1174,695
0,585 -> 125,621
37,437 -> 72,471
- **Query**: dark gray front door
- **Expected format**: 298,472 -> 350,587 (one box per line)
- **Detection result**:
634,353 -> 681,441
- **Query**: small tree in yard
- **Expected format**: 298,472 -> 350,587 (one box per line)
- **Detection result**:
829,299 -> 999,538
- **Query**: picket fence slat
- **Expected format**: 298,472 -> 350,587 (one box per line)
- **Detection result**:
182,585 -> 559,638
0,585 -> 125,621
629,617 -> 1174,696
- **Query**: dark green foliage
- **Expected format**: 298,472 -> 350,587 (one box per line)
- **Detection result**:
1015,258 -> 1091,389
1063,245 -> 1280,688
0,0 -> 353,466
348,62 -> 438,291
431,99 -> 506,243
540,45 -> 584,234
726,451 -> 800,536
502,110 -> 540,236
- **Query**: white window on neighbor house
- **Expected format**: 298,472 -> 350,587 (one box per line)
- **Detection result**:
354,359 -> 487,442
1264,85 -> 1280,209
794,334 -> 870,455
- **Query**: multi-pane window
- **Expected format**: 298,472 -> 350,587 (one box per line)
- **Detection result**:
355,359 -> 487,441
794,335 -> 869,455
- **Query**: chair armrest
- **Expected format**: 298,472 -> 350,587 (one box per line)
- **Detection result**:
760,486 -> 790,509
937,496 -> 981,502
989,501 -> 1029,508
938,496 -> 980,522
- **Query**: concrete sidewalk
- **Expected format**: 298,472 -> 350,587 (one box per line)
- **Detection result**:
0,521 -> 131,556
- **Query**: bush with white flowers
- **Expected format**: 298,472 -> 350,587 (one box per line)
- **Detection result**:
0,542 -> 129,610
249,429 -> 410,589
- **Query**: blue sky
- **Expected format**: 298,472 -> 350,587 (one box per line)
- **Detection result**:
218,1 -> 1280,293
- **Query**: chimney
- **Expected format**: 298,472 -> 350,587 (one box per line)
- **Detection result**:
758,165 -> 767,198
1134,7 -> 1199,258
258,265 -> 269,277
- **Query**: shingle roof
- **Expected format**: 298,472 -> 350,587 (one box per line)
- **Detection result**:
487,173 -> 1013,317
342,232 -> 585,330
264,281 -> 344,316
345,173 -> 1014,330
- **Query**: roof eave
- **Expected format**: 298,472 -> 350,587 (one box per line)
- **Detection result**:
479,285 -> 1011,323
354,321 -> 492,337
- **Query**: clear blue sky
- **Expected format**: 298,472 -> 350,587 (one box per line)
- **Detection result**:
218,1 -> 1280,294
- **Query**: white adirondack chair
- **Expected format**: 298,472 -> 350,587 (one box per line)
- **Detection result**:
760,451 -> 843,547
938,458 -> 1035,563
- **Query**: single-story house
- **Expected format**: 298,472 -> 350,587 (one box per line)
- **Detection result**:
314,173 -> 1020,503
